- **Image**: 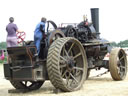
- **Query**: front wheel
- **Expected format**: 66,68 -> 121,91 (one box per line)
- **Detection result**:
109,48 -> 127,80
47,37 -> 87,92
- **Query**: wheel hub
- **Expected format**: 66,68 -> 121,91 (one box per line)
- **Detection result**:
67,57 -> 75,70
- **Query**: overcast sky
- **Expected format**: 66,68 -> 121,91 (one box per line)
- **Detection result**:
0,0 -> 128,43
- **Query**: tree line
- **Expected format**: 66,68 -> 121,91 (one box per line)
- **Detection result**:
0,42 -> 7,50
111,40 -> 128,48
0,42 -> 7,63
0,39 -> 128,50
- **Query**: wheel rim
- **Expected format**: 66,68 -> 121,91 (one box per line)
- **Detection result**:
117,49 -> 127,78
60,41 -> 85,88
109,48 -> 127,80
47,37 -> 87,91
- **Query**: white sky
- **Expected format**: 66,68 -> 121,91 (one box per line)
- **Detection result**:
0,0 -> 128,43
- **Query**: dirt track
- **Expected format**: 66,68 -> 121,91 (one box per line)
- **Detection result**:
0,64 -> 128,96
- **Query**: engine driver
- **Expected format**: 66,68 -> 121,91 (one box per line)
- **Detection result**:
34,17 -> 47,55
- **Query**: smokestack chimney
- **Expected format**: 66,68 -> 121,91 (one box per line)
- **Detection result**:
91,8 -> 99,33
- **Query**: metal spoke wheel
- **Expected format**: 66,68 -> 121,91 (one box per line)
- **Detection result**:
109,48 -> 127,80
10,81 -> 44,90
47,37 -> 87,92
65,25 -> 78,38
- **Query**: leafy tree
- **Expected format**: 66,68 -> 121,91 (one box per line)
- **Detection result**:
0,42 -> 7,50
0,42 -> 7,63
117,40 -> 128,48
110,40 -> 128,48
110,42 -> 117,47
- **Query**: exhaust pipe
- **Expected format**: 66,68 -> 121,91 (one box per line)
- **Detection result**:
91,8 -> 99,33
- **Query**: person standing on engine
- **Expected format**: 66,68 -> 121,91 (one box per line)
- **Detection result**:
6,17 -> 23,47
6,17 -> 24,63
34,17 -> 46,55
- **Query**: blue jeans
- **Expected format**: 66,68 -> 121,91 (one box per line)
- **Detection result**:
34,32 -> 42,55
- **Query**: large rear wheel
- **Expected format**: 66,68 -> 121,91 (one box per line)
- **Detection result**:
47,37 -> 87,92
109,48 -> 127,80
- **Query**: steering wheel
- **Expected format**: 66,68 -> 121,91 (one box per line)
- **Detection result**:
16,32 -> 26,44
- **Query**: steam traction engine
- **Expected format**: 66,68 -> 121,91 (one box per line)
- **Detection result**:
4,8 -> 127,92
